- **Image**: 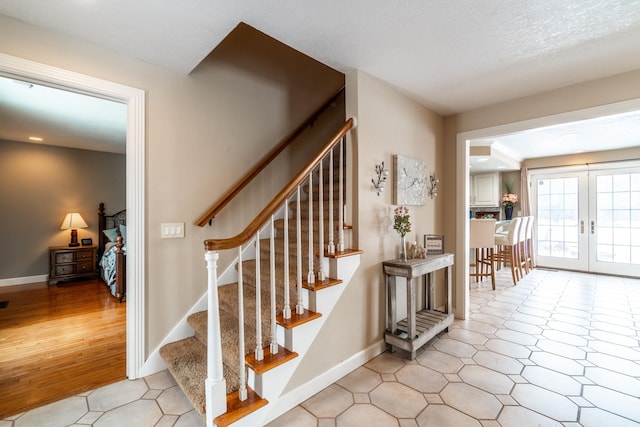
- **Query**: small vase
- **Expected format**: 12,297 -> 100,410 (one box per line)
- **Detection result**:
400,235 -> 407,261
504,205 -> 513,220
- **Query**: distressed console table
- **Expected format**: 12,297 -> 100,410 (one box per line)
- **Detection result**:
382,253 -> 454,359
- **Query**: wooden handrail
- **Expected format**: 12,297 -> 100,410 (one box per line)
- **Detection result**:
204,117 -> 354,251
196,87 -> 345,227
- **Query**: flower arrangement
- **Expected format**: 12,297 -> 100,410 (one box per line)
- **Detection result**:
501,193 -> 518,207
502,177 -> 517,206
393,206 -> 411,237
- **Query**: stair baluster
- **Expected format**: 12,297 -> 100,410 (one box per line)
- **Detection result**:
269,216 -> 278,354
328,150 -> 335,255
296,186 -> 304,314
237,246 -> 247,401
338,138 -> 345,252
282,197 -> 291,319
317,163 -> 326,281
254,231 -> 264,361
307,173 -> 315,285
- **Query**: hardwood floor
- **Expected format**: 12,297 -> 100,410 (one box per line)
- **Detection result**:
0,278 -> 126,418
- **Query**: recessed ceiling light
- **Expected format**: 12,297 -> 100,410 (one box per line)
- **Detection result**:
476,158 -> 489,162
561,132 -> 581,140
28,136 -> 43,141
12,79 -> 34,89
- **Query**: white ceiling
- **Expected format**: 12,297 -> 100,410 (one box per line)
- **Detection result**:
1,1 -> 640,158
469,109 -> 640,173
0,76 -> 127,153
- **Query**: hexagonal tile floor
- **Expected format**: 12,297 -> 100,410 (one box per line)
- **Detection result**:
0,370 -> 203,426
267,268 -> 640,427
2,268 -> 639,426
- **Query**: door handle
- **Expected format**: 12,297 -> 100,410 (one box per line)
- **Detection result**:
580,221 -> 584,234
591,221 -> 595,234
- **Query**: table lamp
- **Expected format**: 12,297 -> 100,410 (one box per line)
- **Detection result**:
60,212 -> 88,247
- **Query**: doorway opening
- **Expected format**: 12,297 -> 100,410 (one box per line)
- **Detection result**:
0,52 -> 146,379
456,98 -> 640,319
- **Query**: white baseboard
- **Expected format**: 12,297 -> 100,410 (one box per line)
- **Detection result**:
262,339 -> 387,425
0,274 -> 48,287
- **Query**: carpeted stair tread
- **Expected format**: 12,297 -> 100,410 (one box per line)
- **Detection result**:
218,276 -> 299,319
274,219 -> 343,242
159,336 -> 239,418
288,201 -> 342,220
190,304 -> 270,368
191,289 -> 280,377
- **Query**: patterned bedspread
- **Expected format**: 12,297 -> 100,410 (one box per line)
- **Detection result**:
99,243 -> 126,296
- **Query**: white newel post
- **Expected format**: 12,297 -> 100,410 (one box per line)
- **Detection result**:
205,250 -> 227,425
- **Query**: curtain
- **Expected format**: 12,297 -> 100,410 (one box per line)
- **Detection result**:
520,166 -> 531,216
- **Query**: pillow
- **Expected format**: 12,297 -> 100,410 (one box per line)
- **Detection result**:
119,224 -> 127,244
103,228 -> 119,242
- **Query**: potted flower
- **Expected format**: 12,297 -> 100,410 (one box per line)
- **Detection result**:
393,206 -> 411,261
501,179 -> 518,220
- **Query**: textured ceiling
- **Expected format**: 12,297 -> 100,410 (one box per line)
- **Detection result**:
1,0 -> 640,115
1,1 -> 640,162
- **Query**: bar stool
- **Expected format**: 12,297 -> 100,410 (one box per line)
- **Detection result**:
469,219 -> 497,289
525,216 -> 535,270
517,216 -> 530,277
492,217 -> 522,286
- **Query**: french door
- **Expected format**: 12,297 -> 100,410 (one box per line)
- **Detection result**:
531,165 -> 640,277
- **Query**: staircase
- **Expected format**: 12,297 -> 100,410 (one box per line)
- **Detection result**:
159,121 -> 360,426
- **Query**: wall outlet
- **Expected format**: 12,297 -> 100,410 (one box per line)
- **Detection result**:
161,222 -> 184,239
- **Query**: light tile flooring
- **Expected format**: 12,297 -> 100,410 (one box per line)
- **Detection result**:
3,268 -> 639,426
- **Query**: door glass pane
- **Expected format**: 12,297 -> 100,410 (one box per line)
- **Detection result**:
598,175 -> 612,192
631,174 -> 640,191
536,177 -> 580,260
598,244 -> 613,262
596,173 -> 639,265
598,227 -> 613,244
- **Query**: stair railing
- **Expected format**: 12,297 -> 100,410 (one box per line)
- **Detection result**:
202,118 -> 355,424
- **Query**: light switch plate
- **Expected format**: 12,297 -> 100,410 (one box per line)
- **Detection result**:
161,222 -> 185,238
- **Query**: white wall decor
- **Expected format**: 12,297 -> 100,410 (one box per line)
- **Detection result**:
393,154 -> 427,205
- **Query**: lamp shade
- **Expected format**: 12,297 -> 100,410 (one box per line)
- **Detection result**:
60,212 -> 88,230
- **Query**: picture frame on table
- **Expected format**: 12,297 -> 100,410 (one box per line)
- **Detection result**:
81,238 -> 93,246
424,234 -> 444,255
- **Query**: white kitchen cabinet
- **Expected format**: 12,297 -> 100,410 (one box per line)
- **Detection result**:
471,173 -> 500,206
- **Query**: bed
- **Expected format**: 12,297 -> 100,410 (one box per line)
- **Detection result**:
98,202 -> 126,302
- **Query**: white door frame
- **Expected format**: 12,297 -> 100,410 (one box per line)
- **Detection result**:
455,98 -> 640,320
0,52 -> 146,379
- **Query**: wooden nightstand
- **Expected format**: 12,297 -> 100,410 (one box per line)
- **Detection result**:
49,245 -> 98,285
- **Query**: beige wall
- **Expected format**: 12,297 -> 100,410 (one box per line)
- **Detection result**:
0,16 -> 343,354
286,70 -> 445,389
0,139 -> 125,279
444,69 -> 640,314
